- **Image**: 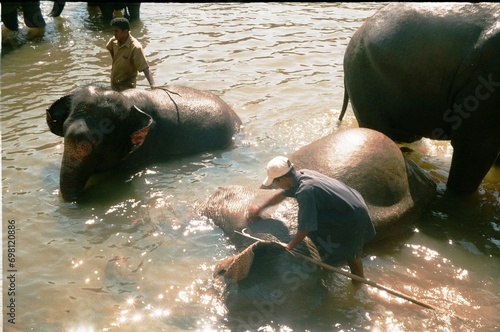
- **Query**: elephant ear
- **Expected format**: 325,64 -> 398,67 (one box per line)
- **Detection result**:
128,105 -> 153,154
214,243 -> 256,284
46,95 -> 72,137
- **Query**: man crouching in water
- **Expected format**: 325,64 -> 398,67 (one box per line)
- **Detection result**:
247,156 -> 376,282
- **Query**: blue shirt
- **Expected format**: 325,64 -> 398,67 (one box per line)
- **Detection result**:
282,169 -> 371,232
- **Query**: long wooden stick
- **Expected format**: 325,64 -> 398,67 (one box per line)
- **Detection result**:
234,229 -> 466,321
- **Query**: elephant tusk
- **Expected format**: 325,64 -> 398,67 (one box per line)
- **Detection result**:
234,229 -> 467,321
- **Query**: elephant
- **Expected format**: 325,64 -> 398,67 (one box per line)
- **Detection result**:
199,128 -> 436,327
1,1 -> 46,31
289,128 -> 436,241
201,188 -> 327,329
49,2 -> 141,22
338,3 -> 500,193
46,85 -> 242,201
202,128 -> 436,244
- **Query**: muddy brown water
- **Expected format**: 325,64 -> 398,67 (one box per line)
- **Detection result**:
1,2 -> 499,331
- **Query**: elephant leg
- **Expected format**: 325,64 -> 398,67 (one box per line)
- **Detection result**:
21,1 -> 46,28
448,135 -> 500,193
49,0 -> 66,17
99,4 -> 115,22
1,3 -> 20,31
125,3 -> 140,22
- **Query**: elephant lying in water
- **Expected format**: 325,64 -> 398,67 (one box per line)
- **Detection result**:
200,128 -> 436,326
289,128 -> 436,240
46,85 -> 242,201
339,3 -> 500,193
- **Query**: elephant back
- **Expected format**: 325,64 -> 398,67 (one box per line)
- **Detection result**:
126,85 -> 242,154
152,85 -> 242,132
290,128 -> 407,206
290,128 -> 436,240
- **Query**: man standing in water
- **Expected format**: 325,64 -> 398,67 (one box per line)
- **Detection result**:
106,17 -> 156,91
247,156 -> 376,280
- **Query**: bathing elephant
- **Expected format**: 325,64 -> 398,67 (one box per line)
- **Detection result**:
1,1 -> 46,31
46,85 -> 242,201
201,189 -> 327,329
338,3 -> 500,193
202,128 -> 436,245
199,128 -> 436,327
49,2 -> 141,22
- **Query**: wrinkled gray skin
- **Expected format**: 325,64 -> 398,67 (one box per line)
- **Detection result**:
46,85 -> 242,201
339,3 -> 500,193
201,186 -> 298,249
200,128 -> 436,326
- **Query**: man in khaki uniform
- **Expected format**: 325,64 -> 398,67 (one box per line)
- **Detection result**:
106,17 -> 156,91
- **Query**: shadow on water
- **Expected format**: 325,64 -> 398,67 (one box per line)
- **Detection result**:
418,190 -> 500,258
400,142 -> 500,257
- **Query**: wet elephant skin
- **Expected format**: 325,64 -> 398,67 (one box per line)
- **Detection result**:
340,3 -> 500,193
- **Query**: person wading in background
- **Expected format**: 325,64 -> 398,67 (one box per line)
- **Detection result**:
106,17 -> 156,91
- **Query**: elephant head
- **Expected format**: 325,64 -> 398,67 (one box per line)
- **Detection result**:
46,86 -> 152,201
214,239 -> 326,329
200,187 -> 327,327
47,84 -> 242,201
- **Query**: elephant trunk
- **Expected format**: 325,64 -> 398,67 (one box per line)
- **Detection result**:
59,149 -> 94,201
59,166 -> 90,201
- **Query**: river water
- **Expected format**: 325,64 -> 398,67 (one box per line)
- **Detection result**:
1,2 -> 499,331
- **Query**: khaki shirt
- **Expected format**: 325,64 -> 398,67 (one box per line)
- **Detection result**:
106,34 -> 149,91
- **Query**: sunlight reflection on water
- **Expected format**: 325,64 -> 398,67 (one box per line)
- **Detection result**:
1,2 -> 498,331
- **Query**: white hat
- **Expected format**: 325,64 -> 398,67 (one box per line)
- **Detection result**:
262,156 -> 293,186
